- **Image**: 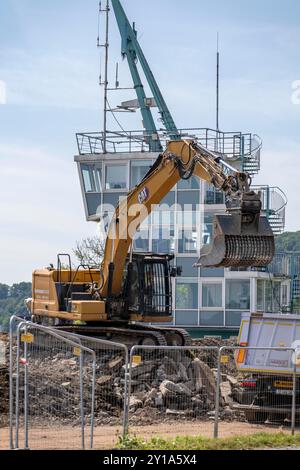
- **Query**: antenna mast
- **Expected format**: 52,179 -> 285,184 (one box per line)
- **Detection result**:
216,33 -> 220,132
98,1 -> 110,153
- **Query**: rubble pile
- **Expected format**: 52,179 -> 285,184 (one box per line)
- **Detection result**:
0,335 -> 243,427
126,351 -> 239,425
192,337 -> 238,376
0,333 -> 9,427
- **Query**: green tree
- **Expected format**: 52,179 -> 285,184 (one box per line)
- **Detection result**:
0,284 -> 9,300
275,231 -> 300,252
0,282 -> 32,331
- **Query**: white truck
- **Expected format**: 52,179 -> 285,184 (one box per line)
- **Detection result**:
233,312 -> 300,423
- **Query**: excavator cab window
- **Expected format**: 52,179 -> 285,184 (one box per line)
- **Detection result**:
125,254 -> 173,318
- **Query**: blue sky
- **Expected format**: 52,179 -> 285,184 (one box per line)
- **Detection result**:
0,0 -> 300,284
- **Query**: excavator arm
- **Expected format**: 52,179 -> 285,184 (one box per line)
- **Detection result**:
29,138 -> 274,345
100,139 -> 275,297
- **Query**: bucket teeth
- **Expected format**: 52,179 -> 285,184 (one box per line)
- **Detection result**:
198,235 -> 275,268
222,235 -> 275,267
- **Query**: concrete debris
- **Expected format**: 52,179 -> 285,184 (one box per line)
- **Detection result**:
190,358 -> 203,392
97,375 -> 114,386
108,355 -> 124,371
220,381 -> 233,405
1,333 -> 243,427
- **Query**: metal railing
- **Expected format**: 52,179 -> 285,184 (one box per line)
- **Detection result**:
123,345 -> 300,440
214,346 -> 299,438
6,317 -> 129,451
269,253 -> 300,314
270,252 -> 300,278
10,318 -> 96,450
76,128 -> 262,174
124,345 -> 219,436
252,185 -> 287,234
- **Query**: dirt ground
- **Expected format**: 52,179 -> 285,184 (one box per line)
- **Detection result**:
1,422 -> 297,450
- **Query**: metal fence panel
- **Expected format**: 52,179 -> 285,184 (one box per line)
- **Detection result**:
13,322 -> 96,450
214,346 -> 299,438
125,346 -> 219,440
4,316 -> 300,449
55,331 -> 129,441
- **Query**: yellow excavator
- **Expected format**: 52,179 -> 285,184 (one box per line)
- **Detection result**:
30,139 -> 274,346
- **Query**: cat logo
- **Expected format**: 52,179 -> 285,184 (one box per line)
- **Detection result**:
138,187 -> 150,204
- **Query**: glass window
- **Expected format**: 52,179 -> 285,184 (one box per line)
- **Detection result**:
264,281 -> 281,312
200,311 -> 224,326
160,192 -> 175,207
81,164 -> 102,193
225,311 -> 242,327
282,283 -> 288,308
204,183 -> 225,205
133,228 -> 150,252
178,228 -> 199,254
177,258 -> 199,277
86,193 -> 102,217
177,176 -> 200,190
105,164 -> 127,190
152,210 -> 175,227
175,311 -> 198,326
273,282 -> 281,311
82,165 -> 93,192
103,192 -> 127,210
257,279 -> 264,311
131,160 -> 152,187
177,191 -> 199,209
202,213 -> 214,246
176,280 -> 198,309
226,280 -> 250,310
200,268 -> 224,277
152,227 -> 175,254
177,210 -> 197,230
202,283 -> 222,308
265,281 -> 273,312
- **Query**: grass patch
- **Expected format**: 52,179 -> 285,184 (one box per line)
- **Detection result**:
118,432 -> 300,450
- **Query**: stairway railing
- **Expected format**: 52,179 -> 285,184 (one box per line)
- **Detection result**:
252,186 -> 287,234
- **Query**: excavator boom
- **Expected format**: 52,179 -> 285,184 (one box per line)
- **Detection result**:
100,139 -> 275,297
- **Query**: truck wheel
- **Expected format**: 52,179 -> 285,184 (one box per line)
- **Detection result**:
245,410 -> 267,424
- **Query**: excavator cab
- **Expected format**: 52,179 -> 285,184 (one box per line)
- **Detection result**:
198,191 -> 275,268
123,253 -> 174,319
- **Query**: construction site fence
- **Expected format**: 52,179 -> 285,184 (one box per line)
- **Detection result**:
8,316 -> 128,450
124,345 -> 300,441
4,317 -> 300,449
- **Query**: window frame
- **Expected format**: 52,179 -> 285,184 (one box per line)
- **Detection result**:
225,279 -> 251,311
175,278 -> 199,310
130,159 -> 154,188
104,162 -> 129,191
201,281 -> 223,309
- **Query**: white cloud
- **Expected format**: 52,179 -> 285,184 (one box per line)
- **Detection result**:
0,80 -> 6,104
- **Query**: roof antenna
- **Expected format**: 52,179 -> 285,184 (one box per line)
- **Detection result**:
98,0 -> 110,153
216,32 -> 220,132
115,62 -> 119,88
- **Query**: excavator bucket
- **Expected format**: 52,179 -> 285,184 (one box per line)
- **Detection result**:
197,193 -> 275,268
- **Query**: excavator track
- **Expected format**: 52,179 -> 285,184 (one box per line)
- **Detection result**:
53,323 -> 191,347
139,325 -> 192,346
